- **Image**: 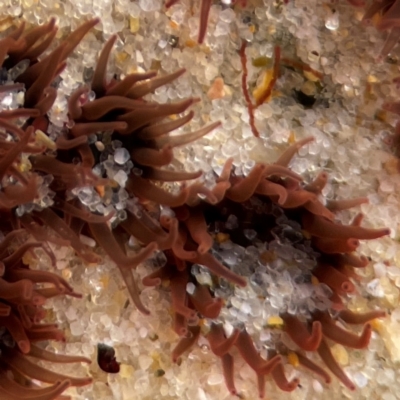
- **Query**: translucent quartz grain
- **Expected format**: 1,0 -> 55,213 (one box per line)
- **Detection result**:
138,354 -> 153,370
114,147 -> 130,165
70,320 -> 84,336
207,373 -> 224,385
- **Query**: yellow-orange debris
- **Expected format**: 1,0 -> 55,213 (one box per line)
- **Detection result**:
253,68 -> 274,104
267,315 -> 284,327
288,352 -> 299,367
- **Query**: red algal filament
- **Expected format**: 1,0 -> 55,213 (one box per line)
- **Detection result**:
239,41 -> 281,138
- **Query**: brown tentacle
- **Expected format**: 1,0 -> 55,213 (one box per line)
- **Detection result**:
88,222 -> 157,268
138,111 -> 194,139
296,352 -> 331,384
274,137 -> 314,167
317,339 -> 355,390
24,43 -> 65,109
34,209 -> 100,263
313,264 -> 355,295
190,284 -> 223,319
81,96 -> 157,120
271,363 -> 299,392
0,313 -> 30,353
256,179 -> 288,205
143,168 -> 202,182
117,263 -> 150,315
28,344 -> 91,364
127,69 -> 186,99
151,121 -> 220,149
235,330 -> 282,374
206,324 -> 239,356
315,312 -> 372,349
302,212 -> 390,240
304,171 -> 328,194
3,347 -> 92,386
226,165 -> 267,202
192,252 -> 246,287
198,0 -> 213,43
70,121 -> 127,137
130,145 -> 174,167
327,197 -> 369,212
68,85 -> 89,119
170,269 -> 197,320
338,309 -> 386,325
56,134 -> 88,150
312,237 -> 359,254
282,314 -> 322,351
91,35 -> 116,97
171,326 -> 201,362
221,353 -> 236,395
184,208 -> 213,254
106,71 -> 157,96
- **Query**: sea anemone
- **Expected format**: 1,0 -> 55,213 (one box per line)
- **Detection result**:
136,137 -> 388,397
1,13 -> 220,331
14,27 -> 220,316
0,231 -> 92,400
0,19 -> 104,400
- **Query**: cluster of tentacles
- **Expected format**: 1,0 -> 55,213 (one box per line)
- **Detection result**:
131,137 -> 388,397
0,18 -> 114,400
0,18 -> 104,210
11,26 -> 220,313
0,12 -> 221,307
0,228 -> 92,400
64,33 -> 219,191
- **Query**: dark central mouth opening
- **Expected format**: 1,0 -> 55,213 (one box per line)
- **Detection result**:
163,190 -> 332,327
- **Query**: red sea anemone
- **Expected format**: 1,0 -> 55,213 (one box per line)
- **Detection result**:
0,19 -> 103,400
0,231 -> 92,400
137,137 -> 388,397
22,31 -> 220,316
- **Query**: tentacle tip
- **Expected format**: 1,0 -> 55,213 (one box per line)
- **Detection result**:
149,241 -> 159,251
178,327 -> 188,337
342,282 -> 355,293
377,311 -> 387,319
347,383 -> 356,391
292,378 -> 300,388
238,278 -> 247,288
18,340 -> 30,354
349,239 -> 359,248
197,244 -> 210,254
277,196 -> 286,205
206,194 -> 219,205
302,136 -> 315,144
